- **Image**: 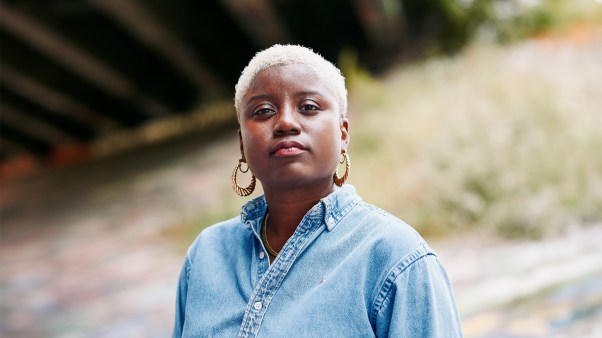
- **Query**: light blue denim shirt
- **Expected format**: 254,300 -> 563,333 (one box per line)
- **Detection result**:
173,185 -> 463,337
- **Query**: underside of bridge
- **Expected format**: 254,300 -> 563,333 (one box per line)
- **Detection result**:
1,0 -> 453,174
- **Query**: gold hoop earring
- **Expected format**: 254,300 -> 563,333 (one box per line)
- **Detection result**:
333,150 -> 350,187
231,159 -> 256,196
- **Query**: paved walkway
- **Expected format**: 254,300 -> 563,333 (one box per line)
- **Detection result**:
1,133 -> 240,337
434,227 -> 602,338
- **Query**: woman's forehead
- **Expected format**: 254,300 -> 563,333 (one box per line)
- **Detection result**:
249,64 -> 320,87
234,45 -> 348,119
246,64 -> 336,98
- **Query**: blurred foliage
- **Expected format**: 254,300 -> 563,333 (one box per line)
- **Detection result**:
347,18 -> 602,239
392,0 -> 602,58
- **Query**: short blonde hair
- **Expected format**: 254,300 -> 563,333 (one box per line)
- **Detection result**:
234,44 -> 347,121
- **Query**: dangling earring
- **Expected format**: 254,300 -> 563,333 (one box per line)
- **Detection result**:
333,149 -> 350,187
231,159 -> 256,196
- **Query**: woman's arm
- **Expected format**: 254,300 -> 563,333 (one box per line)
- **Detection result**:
373,253 -> 463,337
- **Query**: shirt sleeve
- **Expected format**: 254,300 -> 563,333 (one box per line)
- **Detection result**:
373,253 -> 463,337
172,257 -> 191,338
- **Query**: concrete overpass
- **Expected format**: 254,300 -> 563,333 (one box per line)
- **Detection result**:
1,0 -> 450,174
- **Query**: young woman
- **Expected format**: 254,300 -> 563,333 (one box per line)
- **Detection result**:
173,45 -> 463,337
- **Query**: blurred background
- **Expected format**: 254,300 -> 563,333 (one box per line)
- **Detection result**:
1,0 -> 601,337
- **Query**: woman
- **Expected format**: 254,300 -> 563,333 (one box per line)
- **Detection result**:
173,45 -> 463,337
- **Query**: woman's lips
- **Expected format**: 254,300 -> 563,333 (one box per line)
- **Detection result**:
274,147 -> 305,156
271,141 -> 307,157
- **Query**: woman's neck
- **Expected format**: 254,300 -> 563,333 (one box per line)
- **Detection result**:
262,182 -> 336,252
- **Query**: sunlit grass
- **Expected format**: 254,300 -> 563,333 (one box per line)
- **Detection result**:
347,26 -> 602,239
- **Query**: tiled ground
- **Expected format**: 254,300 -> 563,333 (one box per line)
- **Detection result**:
1,132 -> 241,337
435,227 -> 602,338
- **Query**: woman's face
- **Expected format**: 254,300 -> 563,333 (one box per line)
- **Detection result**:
239,64 -> 349,191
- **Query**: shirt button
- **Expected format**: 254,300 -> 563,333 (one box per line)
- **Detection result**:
327,218 -> 335,227
259,251 -> 265,259
253,301 -> 262,310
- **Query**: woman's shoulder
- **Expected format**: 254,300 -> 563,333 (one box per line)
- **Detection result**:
350,200 -> 431,257
186,215 -> 246,258
338,200 -> 443,301
354,201 -> 421,235
199,216 -> 244,237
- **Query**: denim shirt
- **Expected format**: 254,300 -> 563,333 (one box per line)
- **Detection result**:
173,185 -> 463,337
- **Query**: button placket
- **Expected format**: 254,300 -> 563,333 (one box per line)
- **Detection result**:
240,206 -> 327,337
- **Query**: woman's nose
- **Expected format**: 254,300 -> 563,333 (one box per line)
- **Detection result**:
273,105 -> 300,136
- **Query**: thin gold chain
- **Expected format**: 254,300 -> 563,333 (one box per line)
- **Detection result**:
261,213 -> 279,257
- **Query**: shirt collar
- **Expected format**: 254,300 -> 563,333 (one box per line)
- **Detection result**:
319,184 -> 360,231
240,184 -> 360,232
240,194 -> 268,233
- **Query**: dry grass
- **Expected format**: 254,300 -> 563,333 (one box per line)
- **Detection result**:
346,24 -> 602,239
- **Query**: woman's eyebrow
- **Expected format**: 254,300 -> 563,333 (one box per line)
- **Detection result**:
296,90 -> 324,98
246,91 -> 325,105
246,94 -> 273,102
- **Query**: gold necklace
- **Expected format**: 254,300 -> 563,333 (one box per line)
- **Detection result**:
261,213 -> 279,257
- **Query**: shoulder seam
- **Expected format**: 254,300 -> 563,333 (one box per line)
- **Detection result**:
369,244 -> 434,324
184,254 -> 193,280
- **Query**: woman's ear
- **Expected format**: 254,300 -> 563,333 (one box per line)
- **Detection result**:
340,117 -> 350,150
238,129 -> 246,161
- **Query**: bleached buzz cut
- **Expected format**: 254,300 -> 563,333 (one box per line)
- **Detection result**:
234,44 -> 348,121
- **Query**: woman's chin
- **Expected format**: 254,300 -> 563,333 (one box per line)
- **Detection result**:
260,174 -> 334,192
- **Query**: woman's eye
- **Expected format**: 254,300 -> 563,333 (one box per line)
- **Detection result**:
252,107 -> 274,116
300,104 -> 319,112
